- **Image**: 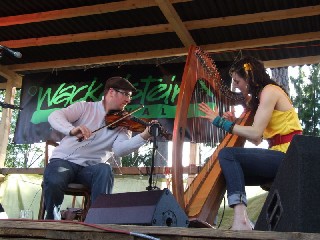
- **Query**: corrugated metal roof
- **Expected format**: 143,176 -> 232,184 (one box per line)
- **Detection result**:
0,0 -> 319,74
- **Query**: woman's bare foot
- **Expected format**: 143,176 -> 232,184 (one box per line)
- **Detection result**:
231,203 -> 253,231
231,221 -> 252,230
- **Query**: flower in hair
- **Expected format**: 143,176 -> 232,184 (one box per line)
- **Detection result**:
244,63 -> 252,71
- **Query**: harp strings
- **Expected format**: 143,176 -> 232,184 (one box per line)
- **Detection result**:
195,47 -> 245,103
184,48 -> 232,194
188,48 -> 232,149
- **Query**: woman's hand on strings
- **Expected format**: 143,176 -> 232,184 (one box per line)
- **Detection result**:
198,102 -> 219,122
69,125 -> 92,140
223,111 -> 236,122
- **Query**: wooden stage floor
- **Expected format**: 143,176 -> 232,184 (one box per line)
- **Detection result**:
1,219 -> 320,240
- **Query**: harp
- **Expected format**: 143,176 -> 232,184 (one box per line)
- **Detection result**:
171,46 -> 254,225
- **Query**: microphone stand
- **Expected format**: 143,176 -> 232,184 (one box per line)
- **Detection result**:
146,123 -> 161,191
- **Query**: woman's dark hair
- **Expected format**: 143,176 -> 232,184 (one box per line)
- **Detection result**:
229,56 -> 288,110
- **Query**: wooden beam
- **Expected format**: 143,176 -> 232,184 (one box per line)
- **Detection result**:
202,32 -> 320,52
2,5 -> 319,49
264,55 -> 320,68
8,47 -> 189,71
0,83 -> 8,89
0,65 -> 22,88
2,24 -> 173,48
155,0 -> 195,47
0,0 -> 190,27
0,168 -> 44,175
185,5 -> 320,29
8,31 -> 320,71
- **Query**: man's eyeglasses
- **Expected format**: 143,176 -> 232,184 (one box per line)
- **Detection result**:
112,88 -> 132,99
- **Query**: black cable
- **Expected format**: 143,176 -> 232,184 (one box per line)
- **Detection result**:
217,196 -> 226,229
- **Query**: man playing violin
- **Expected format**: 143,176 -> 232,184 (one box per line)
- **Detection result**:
44,76 -> 152,220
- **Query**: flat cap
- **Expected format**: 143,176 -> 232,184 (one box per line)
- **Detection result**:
104,76 -> 137,92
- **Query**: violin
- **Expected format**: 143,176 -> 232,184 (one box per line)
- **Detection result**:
105,111 -> 172,140
77,107 -> 172,142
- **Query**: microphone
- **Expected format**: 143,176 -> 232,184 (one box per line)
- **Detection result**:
150,122 -> 160,137
0,45 -> 22,58
0,102 -> 23,110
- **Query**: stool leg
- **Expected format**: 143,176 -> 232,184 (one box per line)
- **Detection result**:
71,196 -> 76,208
38,185 -> 45,220
82,194 -> 91,221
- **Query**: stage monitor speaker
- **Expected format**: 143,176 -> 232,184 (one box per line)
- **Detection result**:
85,189 -> 189,227
255,135 -> 320,233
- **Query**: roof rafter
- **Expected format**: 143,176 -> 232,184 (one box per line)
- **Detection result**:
8,31 -> 320,72
0,0 -> 191,27
155,0 -> 195,47
186,5 -> 320,29
2,5 -> 319,49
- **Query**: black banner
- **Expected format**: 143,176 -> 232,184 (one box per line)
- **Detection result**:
14,61 -> 232,144
14,63 -> 185,144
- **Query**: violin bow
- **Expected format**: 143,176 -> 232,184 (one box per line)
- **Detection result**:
77,105 -> 144,142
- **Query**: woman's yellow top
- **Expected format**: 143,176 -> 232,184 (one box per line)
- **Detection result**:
262,85 -> 302,153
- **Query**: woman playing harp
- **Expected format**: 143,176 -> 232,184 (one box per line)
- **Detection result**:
198,56 -> 302,230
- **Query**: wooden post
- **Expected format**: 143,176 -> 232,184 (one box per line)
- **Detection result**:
0,66 -> 22,168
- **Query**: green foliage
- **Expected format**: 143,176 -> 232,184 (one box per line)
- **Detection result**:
291,64 -> 320,136
0,89 -> 44,168
5,142 -> 43,168
121,146 -> 152,167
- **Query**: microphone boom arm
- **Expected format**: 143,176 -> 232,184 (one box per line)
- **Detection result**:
0,102 -> 23,110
